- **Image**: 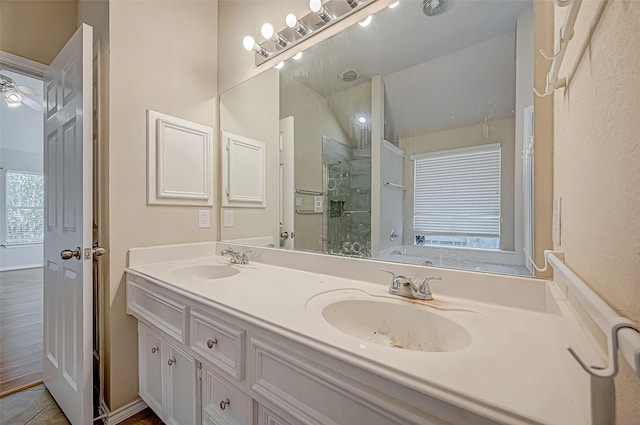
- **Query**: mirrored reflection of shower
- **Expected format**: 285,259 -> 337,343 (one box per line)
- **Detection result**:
322,135 -> 371,258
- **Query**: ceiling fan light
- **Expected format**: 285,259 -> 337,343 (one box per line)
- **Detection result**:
5,90 -> 22,107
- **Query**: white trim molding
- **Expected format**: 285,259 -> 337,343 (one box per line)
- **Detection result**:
0,50 -> 48,76
99,398 -> 148,425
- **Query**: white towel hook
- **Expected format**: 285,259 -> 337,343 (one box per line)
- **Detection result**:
567,317 -> 639,378
523,249 -> 564,272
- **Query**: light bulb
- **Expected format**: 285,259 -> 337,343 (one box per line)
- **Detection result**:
6,92 -> 22,103
261,23 -> 274,40
309,0 -> 322,13
293,52 -> 303,60
275,61 -> 285,70
286,13 -> 309,36
388,0 -> 400,8
285,13 -> 298,28
359,15 -> 372,27
243,35 -> 256,51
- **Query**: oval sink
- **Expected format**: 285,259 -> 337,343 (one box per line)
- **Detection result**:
321,299 -> 471,352
171,264 -> 239,280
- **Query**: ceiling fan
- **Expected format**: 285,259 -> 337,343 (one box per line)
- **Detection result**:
0,73 -> 43,111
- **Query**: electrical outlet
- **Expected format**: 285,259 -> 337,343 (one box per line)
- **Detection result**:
314,196 -> 324,213
552,197 -> 562,246
223,210 -> 234,228
198,210 -> 210,228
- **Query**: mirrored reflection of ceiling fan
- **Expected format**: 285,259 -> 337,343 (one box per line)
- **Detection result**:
0,73 -> 43,111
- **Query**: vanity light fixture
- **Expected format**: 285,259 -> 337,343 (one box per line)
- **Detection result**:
285,13 -> 309,36
275,61 -> 285,69
358,15 -> 373,27
293,52 -> 304,60
244,0 -> 374,67
261,23 -> 289,48
388,1 -> 400,8
345,0 -> 359,9
309,0 -> 334,23
242,35 -> 270,57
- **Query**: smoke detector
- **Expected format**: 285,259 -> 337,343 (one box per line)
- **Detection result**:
338,69 -> 359,83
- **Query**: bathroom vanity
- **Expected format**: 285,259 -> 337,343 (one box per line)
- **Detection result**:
126,242 -> 604,425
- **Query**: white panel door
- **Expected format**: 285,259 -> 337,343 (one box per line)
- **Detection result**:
279,117 -> 295,250
138,323 -> 163,418
162,340 -> 197,425
43,24 -> 93,425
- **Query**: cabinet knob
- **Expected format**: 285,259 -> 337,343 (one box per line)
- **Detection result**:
219,398 -> 230,410
167,358 -> 176,366
206,339 -> 218,349
151,346 -> 159,354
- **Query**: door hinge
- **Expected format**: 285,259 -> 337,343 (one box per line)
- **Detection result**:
197,364 -> 203,380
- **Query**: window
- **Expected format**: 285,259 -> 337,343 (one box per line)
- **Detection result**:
5,171 -> 44,244
412,143 -> 501,250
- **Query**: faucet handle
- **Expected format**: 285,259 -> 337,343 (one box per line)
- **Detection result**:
418,276 -> 442,299
380,269 -> 413,294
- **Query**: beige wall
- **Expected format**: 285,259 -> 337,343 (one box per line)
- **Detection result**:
219,68 -> 280,243
552,1 -> 640,423
280,78 -> 350,252
399,116 -> 516,249
107,0 -> 218,410
0,0 -> 77,65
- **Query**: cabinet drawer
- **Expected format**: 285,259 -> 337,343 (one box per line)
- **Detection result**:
251,339 -> 410,425
202,367 -> 253,425
128,279 -> 188,343
190,310 -> 245,380
258,405 -> 301,425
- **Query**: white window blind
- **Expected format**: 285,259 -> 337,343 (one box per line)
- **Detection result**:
5,171 -> 44,244
413,143 -> 501,239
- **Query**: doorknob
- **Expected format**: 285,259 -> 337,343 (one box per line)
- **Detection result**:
60,247 -> 81,260
84,247 -> 106,260
280,231 -> 289,240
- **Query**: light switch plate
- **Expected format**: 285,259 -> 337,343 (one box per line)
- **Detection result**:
198,210 -> 210,228
552,197 -> 562,246
223,210 -> 234,228
296,197 -> 303,206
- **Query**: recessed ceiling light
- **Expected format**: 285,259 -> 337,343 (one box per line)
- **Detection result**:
358,116 -> 367,124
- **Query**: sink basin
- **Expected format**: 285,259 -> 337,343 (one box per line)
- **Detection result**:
171,264 -> 239,280
321,299 -> 471,352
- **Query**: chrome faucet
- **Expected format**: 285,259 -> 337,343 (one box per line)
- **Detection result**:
381,269 -> 441,300
220,248 -> 251,265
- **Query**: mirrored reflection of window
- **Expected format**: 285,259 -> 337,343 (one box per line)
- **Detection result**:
412,144 -> 501,250
5,171 -> 44,244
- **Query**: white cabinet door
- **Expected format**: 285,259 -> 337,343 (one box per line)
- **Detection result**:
138,323 -> 163,418
163,340 -> 197,425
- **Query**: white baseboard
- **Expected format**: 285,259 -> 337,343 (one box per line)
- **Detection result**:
98,398 -> 148,425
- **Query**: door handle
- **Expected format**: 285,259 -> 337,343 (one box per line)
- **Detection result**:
60,247 -> 81,260
280,231 -> 289,240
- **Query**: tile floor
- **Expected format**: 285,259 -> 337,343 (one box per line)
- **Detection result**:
0,384 -> 163,425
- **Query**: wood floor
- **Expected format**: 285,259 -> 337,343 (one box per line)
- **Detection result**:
0,384 -> 164,424
0,267 -> 44,396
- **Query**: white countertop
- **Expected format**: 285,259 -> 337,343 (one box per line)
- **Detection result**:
127,250 -> 602,425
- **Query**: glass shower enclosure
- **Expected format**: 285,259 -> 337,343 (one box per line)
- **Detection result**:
322,136 -> 371,257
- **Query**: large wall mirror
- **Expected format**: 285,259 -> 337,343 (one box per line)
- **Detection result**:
220,0 -> 537,276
